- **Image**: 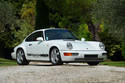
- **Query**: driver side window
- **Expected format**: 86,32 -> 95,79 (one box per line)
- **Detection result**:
25,31 -> 43,42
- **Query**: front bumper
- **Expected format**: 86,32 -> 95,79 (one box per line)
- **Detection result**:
11,52 -> 16,59
60,50 -> 107,62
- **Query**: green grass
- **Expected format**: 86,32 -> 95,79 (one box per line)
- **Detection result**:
100,61 -> 125,67
0,58 -> 17,66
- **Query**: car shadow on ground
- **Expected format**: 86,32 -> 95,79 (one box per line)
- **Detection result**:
64,63 -> 89,67
28,62 -> 90,67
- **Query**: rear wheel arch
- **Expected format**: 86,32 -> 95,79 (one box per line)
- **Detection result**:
16,47 -> 27,57
16,48 -> 29,65
16,48 -> 23,54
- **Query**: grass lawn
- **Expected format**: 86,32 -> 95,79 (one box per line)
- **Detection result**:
100,61 -> 125,67
0,58 -> 17,66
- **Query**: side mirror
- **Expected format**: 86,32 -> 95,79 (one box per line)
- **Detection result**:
36,37 -> 43,41
81,38 -> 85,41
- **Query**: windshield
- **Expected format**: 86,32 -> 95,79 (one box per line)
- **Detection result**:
45,29 -> 78,40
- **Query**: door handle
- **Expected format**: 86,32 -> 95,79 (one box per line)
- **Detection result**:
29,44 -> 32,46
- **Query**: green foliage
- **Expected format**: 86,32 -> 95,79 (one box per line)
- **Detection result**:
110,45 -> 121,56
77,24 -> 92,40
99,30 -> 123,60
121,42 -> 125,59
48,0 -> 94,28
100,61 -> 125,67
93,0 -> 125,60
21,0 -> 36,26
12,20 -> 34,47
0,58 -> 17,66
0,0 -> 34,49
47,0 -> 94,39
0,31 -> 14,48
0,1 -> 15,32
0,1 -> 16,48
0,20 -> 34,48
5,0 -> 26,13
93,0 -> 125,40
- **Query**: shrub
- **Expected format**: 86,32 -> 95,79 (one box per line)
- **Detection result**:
99,31 -> 123,61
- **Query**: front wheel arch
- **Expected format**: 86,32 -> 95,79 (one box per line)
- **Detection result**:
49,46 -> 58,56
49,46 -> 59,61
49,46 -> 63,65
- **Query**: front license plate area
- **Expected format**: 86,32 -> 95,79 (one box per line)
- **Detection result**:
84,55 -> 98,59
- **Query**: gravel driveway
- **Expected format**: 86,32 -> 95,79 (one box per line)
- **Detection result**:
0,62 -> 125,83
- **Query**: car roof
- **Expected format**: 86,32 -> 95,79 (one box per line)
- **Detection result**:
35,28 -> 66,32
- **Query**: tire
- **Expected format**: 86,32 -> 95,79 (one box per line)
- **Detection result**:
50,48 -> 63,65
16,48 -> 29,65
87,62 -> 99,66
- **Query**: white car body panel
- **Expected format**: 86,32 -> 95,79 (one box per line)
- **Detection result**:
11,28 -> 107,63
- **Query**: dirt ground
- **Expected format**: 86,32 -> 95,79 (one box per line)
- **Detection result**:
0,62 -> 125,83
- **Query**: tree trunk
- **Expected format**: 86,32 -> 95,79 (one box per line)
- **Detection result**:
87,20 -> 101,41
35,0 -> 49,30
87,20 -> 96,41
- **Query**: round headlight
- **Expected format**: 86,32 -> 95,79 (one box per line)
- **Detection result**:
67,42 -> 73,49
99,42 -> 105,50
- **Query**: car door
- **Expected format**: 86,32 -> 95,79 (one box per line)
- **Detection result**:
25,31 -> 48,60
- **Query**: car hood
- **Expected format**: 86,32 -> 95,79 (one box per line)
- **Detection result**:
68,40 -> 101,50
47,40 -> 101,51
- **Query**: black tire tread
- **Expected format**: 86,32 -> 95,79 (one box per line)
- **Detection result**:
87,62 -> 99,66
16,49 -> 29,65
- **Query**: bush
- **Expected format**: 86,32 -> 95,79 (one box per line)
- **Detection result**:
77,23 -> 92,40
121,42 -> 125,60
99,31 -> 123,61
0,1 -> 15,32
12,20 -> 34,47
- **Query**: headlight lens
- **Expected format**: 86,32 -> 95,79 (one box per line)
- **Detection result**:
67,42 -> 73,49
99,42 -> 105,50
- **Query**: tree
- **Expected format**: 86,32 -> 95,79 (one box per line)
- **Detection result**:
0,1 -> 34,58
21,0 -> 36,26
93,0 -> 125,59
35,0 -> 49,29
47,0 -> 95,40
0,1 -> 15,32
93,0 -> 125,40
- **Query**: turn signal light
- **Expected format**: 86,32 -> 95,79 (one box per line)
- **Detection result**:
64,53 -> 72,56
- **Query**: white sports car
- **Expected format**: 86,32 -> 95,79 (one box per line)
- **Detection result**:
11,28 -> 107,65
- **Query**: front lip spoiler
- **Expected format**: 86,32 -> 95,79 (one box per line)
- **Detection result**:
63,58 -> 104,63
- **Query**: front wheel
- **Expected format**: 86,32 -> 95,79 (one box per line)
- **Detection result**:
87,62 -> 99,66
16,49 -> 29,65
50,48 -> 63,65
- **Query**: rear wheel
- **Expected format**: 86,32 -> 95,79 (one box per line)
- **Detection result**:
87,62 -> 99,66
50,48 -> 63,65
16,49 -> 29,65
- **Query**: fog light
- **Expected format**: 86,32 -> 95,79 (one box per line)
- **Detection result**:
64,53 -> 72,56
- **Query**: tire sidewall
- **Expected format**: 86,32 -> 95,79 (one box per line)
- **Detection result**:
16,49 -> 29,65
50,48 -> 63,65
